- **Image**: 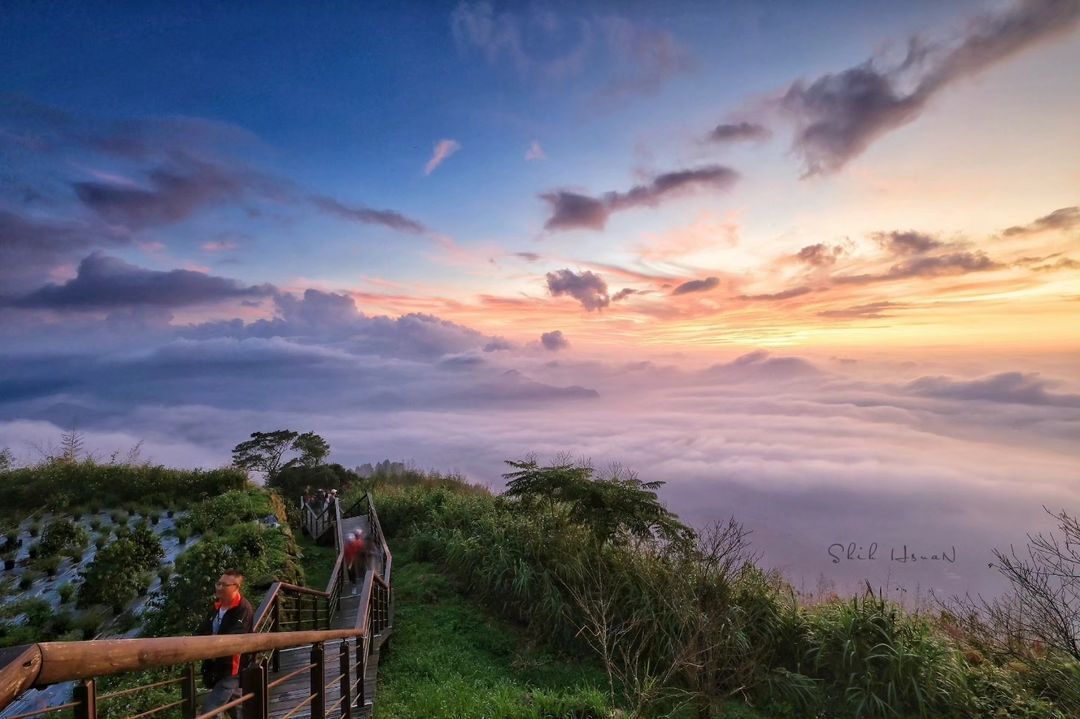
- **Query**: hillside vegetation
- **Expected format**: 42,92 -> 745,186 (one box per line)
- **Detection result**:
348,463 -> 1079,719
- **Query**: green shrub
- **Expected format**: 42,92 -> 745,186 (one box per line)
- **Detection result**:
17,597 -> 54,630
57,582 -> 76,604
179,490 -> 274,534
176,526 -> 191,544
89,518 -> 102,532
26,543 -> 39,559
75,610 -> 106,640
34,554 -> 62,576
18,573 -> 35,590
77,530 -> 161,610
39,518 -> 89,556
50,611 -> 74,635
94,534 -> 108,550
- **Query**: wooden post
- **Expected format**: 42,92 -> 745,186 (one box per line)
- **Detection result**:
272,596 -> 281,672
240,662 -> 267,719
338,640 -> 351,719
310,642 -> 325,719
355,636 -> 366,709
73,679 -> 96,719
181,664 -> 197,719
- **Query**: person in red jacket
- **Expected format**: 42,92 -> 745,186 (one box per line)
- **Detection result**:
197,569 -> 254,718
343,531 -> 366,586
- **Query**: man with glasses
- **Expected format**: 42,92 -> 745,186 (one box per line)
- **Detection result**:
198,569 -> 254,718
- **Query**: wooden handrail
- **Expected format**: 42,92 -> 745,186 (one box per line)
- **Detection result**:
272,582 -> 331,598
252,580 -> 283,632
0,645 -> 43,711
34,629 -> 362,686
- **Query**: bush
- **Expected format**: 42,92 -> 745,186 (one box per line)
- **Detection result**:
18,573 -> 36,590
39,518 -> 89,556
57,582 -> 76,604
178,490 -> 275,534
17,597 -> 54,630
34,555 -> 62,576
75,610 -> 106,640
94,534 -> 108,549
78,531 -> 162,610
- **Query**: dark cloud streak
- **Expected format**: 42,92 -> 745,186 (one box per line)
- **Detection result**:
709,121 -> 771,143
309,195 -> 427,234
780,0 -> 1080,175
672,276 -> 720,295
1003,206 -> 1079,236
543,165 -> 738,231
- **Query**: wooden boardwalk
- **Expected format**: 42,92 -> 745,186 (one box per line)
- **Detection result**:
266,515 -> 390,719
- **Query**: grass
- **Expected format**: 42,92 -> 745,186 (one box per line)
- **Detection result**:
297,533 -> 338,590
373,538 -> 612,719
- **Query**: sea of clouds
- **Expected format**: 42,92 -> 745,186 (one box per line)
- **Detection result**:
2,291 -> 1078,602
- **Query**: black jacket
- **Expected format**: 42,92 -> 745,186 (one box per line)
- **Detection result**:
197,595 -> 255,686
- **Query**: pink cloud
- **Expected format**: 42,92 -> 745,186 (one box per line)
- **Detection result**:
137,240 -> 167,254
200,240 -> 237,253
424,139 -> 461,175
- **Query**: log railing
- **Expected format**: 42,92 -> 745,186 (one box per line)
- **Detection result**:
0,491 -> 393,719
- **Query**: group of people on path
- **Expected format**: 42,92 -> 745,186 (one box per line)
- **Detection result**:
302,486 -> 338,514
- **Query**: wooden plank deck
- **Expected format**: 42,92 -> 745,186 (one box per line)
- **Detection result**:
266,515 -> 390,719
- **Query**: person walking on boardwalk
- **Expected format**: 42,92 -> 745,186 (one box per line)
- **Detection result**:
198,569 -> 254,718
344,530 -> 366,586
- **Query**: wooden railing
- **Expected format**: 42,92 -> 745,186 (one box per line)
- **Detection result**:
0,492 -> 394,719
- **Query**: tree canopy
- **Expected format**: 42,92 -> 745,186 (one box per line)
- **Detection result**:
231,430 -> 330,480
502,458 -> 694,548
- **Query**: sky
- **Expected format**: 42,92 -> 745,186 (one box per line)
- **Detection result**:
1,0 -> 1079,598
